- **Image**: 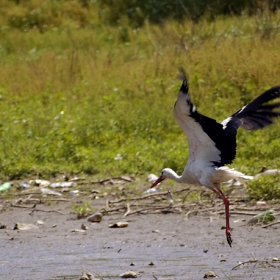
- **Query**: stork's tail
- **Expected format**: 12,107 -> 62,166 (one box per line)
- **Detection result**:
216,166 -> 253,182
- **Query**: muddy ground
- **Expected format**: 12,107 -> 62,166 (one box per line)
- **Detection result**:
0,188 -> 280,280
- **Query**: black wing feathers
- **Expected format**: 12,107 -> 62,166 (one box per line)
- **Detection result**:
178,67 -> 189,95
229,86 -> 280,130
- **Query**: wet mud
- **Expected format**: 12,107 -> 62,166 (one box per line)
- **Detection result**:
1,201 -> 280,279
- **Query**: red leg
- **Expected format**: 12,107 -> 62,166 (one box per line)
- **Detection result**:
213,188 -> 232,247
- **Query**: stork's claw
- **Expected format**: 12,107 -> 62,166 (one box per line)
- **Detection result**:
226,232 -> 232,247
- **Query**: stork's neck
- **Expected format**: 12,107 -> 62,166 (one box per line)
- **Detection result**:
163,167 -> 197,184
164,168 -> 184,183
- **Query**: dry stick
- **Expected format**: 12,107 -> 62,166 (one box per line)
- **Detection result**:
10,204 -> 35,209
127,202 -> 197,209
173,187 -> 191,194
123,204 -> 186,217
79,176 -> 134,185
185,210 -> 198,218
102,206 -> 126,214
12,192 -> 41,196
105,199 -> 110,210
109,190 -> 171,204
232,259 -> 277,270
43,198 -> 69,202
217,210 -> 258,216
14,195 -> 40,204
110,187 -> 191,205
29,208 -> 65,215
11,193 -> 69,203
218,270 -> 231,280
261,221 -> 280,228
185,206 -> 221,218
91,270 -> 105,280
123,203 -> 131,217
123,208 -> 166,217
10,204 -> 64,215
232,259 -> 258,270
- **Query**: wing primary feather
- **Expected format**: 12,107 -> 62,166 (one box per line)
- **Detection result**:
225,86 -> 280,131
178,67 -> 189,94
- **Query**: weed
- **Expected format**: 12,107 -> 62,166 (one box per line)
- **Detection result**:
247,176 -> 280,200
71,202 -> 94,218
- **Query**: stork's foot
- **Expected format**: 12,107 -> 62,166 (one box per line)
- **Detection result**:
226,231 -> 232,247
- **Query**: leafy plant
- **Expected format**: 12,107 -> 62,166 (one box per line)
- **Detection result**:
71,202 -> 94,218
247,176 -> 280,200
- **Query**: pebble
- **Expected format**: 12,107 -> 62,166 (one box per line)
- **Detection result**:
119,271 -> 138,278
108,221 -> 129,228
87,213 -> 103,223
203,270 -> 217,278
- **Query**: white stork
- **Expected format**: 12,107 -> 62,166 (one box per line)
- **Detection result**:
150,68 -> 280,247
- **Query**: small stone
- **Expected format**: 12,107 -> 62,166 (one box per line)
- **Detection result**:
81,223 -> 88,230
13,223 -> 38,230
87,213 -> 103,223
119,271 -> 138,278
79,270 -> 100,280
70,229 -> 86,233
108,222 -> 129,228
204,270 -> 217,278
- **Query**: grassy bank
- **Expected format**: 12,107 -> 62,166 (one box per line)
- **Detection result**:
0,3 -> 280,180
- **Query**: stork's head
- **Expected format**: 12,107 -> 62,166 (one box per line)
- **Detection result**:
150,168 -> 174,188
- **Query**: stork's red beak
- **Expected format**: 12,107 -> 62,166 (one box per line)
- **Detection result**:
150,176 -> 165,188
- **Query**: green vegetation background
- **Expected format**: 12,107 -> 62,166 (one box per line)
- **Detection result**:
0,0 -> 280,191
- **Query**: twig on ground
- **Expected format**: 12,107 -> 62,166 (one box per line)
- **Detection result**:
123,203 -> 131,217
79,176 -> 135,185
10,204 -> 64,215
109,187 -> 192,205
102,205 -> 126,214
109,190 -> 172,204
261,220 -> 280,228
29,208 -> 65,215
232,258 -> 278,270
10,204 -> 35,209
218,211 -> 258,216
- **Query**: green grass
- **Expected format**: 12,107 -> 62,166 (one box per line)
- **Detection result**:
247,176 -> 280,200
0,2 -> 280,183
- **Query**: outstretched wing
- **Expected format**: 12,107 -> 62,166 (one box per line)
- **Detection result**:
222,86 -> 280,131
174,69 -> 236,167
174,69 -> 280,167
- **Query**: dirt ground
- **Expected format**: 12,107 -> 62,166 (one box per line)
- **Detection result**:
1,192 -> 280,280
